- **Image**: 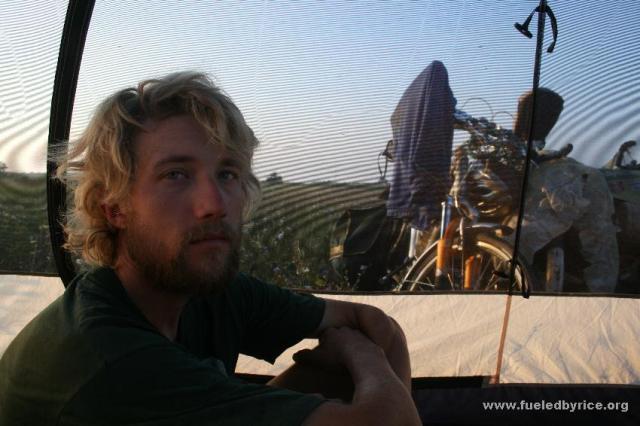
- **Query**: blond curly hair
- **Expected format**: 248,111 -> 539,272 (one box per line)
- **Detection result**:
56,72 -> 261,267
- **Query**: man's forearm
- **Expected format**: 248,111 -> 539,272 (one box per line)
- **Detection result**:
267,363 -> 354,401
312,300 -> 413,390
383,318 -> 412,389
347,347 -> 420,425
303,344 -> 420,426
355,306 -> 412,389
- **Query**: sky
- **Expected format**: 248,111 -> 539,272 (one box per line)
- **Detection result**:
1,0 -> 639,182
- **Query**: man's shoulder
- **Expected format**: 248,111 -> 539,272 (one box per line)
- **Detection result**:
220,272 -> 282,305
230,272 -> 269,288
0,268 -> 181,423
1,267 -> 165,382
0,273 -> 103,424
72,268 -> 153,325
228,272 -> 310,297
222,272 -> 324,315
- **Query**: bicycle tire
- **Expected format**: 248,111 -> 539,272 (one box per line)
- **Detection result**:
400,234 -> 532,292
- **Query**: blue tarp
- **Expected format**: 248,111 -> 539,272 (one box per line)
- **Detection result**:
386,61 -> 456,229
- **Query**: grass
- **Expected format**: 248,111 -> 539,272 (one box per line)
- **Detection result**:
0,172 -> 383,289
0,172 -> 55,274
241,180 -> 385,289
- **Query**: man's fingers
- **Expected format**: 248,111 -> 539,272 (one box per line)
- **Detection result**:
295,327 -> 382,372
293,346 -> 347,374
293,347 -> 330,366
292,349 -> 314,364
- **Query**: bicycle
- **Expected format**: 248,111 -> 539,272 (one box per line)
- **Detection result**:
392,109 -> 538,293
396,194 -> 532,292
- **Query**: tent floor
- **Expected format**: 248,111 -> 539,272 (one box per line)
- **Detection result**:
239,373 -> 639,425
413,380 -> 638,425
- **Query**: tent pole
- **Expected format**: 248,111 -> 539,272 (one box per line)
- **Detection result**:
509,0 -> 550,299
46,0 -> 96,286
494,0 -> 552,384
490,294 -> 514,384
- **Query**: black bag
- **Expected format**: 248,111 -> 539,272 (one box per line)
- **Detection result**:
329,204 -> 409,291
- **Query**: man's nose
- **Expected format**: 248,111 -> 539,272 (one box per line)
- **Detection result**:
194,177 -> 227,219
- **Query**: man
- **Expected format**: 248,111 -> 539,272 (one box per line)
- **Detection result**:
0,72 -> 420,425
510,88 -> 619,292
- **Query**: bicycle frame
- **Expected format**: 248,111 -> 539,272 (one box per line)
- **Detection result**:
401,195 -> 512,291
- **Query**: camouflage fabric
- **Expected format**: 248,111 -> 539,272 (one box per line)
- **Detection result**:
510,158 -> 619,292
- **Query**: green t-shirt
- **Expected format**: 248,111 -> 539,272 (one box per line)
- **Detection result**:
0,268 -> 326,425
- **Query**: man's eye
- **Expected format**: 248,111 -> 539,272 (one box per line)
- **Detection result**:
165,170 -> 188,180
219,170 -> 239,182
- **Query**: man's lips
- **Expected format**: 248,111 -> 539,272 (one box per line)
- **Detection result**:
188,222 -> 236,247
190,234 -> 230,244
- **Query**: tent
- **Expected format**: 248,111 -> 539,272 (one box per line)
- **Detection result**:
1,1 -> 638,424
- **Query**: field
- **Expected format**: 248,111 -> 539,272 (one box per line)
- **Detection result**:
0,172 -> 55,274
241,180 -> 385,290
0,172 -> 384,289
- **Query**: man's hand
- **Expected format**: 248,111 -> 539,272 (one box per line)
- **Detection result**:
293,327 -> 385,375
269,328 -> 385,403
272,301 -> 420,425
299,327 -> 421,426
311,300 -> 412,390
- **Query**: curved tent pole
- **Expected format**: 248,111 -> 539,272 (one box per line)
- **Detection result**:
46,0 -> 95,286
509,0 -> 557,299
493,3 -> 556,384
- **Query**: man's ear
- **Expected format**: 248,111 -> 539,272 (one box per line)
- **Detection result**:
101,202 -> 127,230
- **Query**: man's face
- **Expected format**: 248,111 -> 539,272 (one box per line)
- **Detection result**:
119,115 -> 245,295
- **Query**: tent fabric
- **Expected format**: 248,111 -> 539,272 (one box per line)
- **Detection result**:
235,293 -> 640,385
500,295 -> 640,384
238,293 -> 505,379
3,0 -> 638,293
0,275 -> 64,354
3,275 -> 638,386
386,60 -> 456,229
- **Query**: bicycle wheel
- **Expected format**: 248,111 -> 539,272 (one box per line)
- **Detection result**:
400,234 -> 532,292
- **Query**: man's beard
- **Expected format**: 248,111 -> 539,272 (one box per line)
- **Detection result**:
123,217 -> 241,296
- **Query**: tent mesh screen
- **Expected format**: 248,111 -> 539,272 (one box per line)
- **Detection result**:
2,1 -> 639,294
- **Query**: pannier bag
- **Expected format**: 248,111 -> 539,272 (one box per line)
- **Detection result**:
330,204 -> 409,291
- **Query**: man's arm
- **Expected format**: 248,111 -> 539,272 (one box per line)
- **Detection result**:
269,298 -> 419,424
300,327 -> 420,426
301,299 -> 412,390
